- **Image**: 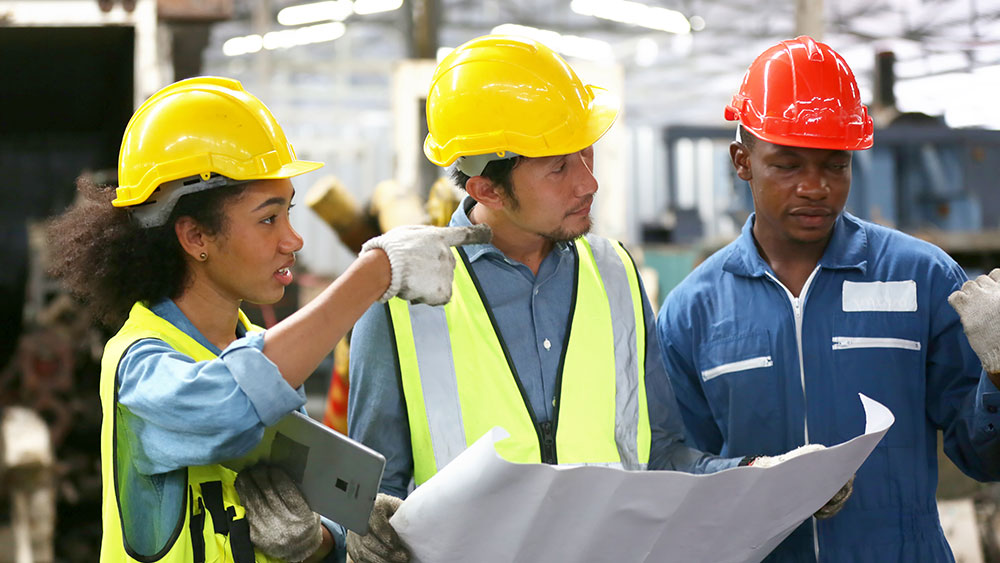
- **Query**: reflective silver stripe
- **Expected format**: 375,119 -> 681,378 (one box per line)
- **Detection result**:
408,303 -> 467,471
554,461 -> 648,470
585,235 -> 641,470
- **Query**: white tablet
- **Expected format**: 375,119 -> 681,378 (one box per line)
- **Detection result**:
223,411 -> 386,534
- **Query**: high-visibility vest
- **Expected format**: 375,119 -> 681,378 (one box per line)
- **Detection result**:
100,302 -> 284,563
388,235 -> 651,485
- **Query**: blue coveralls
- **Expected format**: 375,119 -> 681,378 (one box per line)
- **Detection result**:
657,212 -> 1000,562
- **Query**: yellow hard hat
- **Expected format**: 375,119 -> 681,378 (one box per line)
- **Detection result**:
114,76 -> 322,210
423,35 -> 619,176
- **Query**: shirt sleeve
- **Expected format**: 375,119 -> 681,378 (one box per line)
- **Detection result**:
117,330 -> 307,475
320,516 -> 347,563
641,279 -> 740,474
347,303 -> 414,498
926,260 -> 1000,480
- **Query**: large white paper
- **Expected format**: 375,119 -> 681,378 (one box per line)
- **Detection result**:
391,394 -> 894,563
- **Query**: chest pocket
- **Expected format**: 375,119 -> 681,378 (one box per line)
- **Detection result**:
832,310 -> 924,447
698,331 -> 783,452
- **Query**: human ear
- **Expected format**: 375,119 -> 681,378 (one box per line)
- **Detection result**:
174,216 -> 210,261
730,142 -> 753,182
465,175 -> 506,210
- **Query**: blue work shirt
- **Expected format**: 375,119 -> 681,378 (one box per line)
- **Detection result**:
658,212 -> 1000,562
348,196 -> 738,499
117,298 -> 345,561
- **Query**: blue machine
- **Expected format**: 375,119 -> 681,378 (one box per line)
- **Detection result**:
653,122 -> 1000,269
638,122 -> 1000,302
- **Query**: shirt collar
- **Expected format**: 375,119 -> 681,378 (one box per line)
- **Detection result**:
723,211 -> 868,277
149,298 -> 248,355
449,195 -> 573,263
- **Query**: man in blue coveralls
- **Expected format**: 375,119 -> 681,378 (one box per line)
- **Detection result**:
656,36 -> 1000,561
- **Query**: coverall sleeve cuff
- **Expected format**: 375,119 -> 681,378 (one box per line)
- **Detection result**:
221,331 -> 305,426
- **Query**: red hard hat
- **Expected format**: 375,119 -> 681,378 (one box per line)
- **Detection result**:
724,36 -> 873,151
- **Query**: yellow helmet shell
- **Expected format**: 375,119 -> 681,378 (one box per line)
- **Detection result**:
423,35 -> 619,167
114,76 -> 322,207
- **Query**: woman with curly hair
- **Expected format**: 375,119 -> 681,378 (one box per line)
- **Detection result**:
47,76 -> 488,563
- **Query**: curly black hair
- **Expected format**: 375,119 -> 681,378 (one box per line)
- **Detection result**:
46,175 -> 249,328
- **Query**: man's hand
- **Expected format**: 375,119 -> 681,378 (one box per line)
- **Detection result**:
746,444 -> 853,519
948,268 -> 1000,377
362,224 -> 492,306
346,493 -> 410,563
234,464 -> 323,562
747,443 -> 825,468
814,475 -> 853,519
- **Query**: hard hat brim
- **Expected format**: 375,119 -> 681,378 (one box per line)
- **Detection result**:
239,159 -> 325,181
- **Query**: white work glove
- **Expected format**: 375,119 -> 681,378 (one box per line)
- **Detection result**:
747,444 -> 853,519
746,443 -> 825,468
346,493 -> 410,563
948,268 -> 1000,374
362,224 -> 492,307
234,464 -> 323,562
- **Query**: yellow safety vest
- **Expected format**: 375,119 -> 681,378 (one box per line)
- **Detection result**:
389,235 -> 651,485
99,302 -> 284,563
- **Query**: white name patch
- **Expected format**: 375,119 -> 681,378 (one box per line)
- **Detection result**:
842,280 -> 917,312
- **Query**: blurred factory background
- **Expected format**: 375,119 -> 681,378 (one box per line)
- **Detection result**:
1,0 -> 1000,560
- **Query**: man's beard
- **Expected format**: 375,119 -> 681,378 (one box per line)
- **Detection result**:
502,190 -> 593,243
541,215 -> 593,244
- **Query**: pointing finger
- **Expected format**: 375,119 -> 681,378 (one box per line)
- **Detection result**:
948,288 -> 968,309
438,224 -> 492,247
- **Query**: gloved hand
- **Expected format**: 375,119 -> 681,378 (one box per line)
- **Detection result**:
746,444 -> 853,519
747,443 -> 825,468
346,493 -> 409,563
948,268 -> 1000,374
814,475 -> 854,519
362,224 -> 492,306
234,464 -> 322,563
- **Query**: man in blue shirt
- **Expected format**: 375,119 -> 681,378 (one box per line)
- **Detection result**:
346,34 -> 751,563
657,36 -> 1000,562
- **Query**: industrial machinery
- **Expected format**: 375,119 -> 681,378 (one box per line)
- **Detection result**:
640,120 -> 1000,302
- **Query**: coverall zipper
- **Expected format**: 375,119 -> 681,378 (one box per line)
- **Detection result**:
765,265 -> 822,562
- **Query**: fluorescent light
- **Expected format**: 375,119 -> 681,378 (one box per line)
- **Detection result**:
277,1 -> 352,26
571,0 -> 691,35
352,0 -> 403,15
223,34 -> 263,56
635,37 -> 658,67
223,22 -> 346,56
491,23 -> 614,62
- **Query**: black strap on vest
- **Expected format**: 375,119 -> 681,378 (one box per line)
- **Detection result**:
192,481 -> 256,562
227,506 -> 256,563
199,481 -> 228,535
188,489 -> 206,563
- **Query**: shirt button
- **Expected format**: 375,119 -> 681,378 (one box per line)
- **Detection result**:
534,288 -> 539,295
543,338 -> 551,350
